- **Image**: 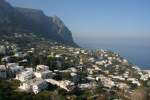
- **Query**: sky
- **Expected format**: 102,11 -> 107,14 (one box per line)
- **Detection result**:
7,0 -> 150,39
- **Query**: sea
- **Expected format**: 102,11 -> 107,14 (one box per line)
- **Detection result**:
75,37 -> 150,70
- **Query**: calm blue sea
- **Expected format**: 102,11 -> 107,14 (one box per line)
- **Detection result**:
75,37 -> 150,69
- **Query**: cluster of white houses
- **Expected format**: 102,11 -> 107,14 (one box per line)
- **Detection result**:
0,63 -> 75,94
0,45 -> 150,95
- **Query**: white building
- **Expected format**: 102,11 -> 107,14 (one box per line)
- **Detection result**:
34,70 -> 53,79
116,83 -> 128,89
36,65 -> 49,71
46,79 -> 74,91
19,78 -> 48,94
0,45 -> 6,54
111,76 -> 125,81
88,57 -> 95,63
95,60 -> 105,65
55,54 -> 62,58
100,77 -> 115,88
78,83 -> 97,89
123,71 -> 129,78
1,56 -> 10,62
87,75 -> 95,81
32,79 -> 48,94
87,68 -> 95,75
7,63 -> 24,76
25,68 -> 33,72
127,78 -> 141,86
14,52 -> 24,58
140,74 -> 149,81
122,59 -> 128,64
70,73 -> 79,83
69,67 -> 77,73
7,63 -> 19,68
0,65 -> 7,79
16,70 -> 34,82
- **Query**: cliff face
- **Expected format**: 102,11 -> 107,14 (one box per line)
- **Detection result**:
51,16 -> 74,43
0,0 -> 78,47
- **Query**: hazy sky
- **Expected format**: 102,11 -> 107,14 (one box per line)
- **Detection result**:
7,0 -> 150,39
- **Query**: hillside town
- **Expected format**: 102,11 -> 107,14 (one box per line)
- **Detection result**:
0,0 -> 150,99
0,41 -> 150,100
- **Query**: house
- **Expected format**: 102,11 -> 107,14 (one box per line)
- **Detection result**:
88,57 -> 95,63
32,79 -> 48,94
122,59 -> 128,64
10,66 -> 24,74
111,76 -> 125,81
14,52 -> 24,58
74,51 -> 80,54
7,63 -> 24,76
108,57 -> 113,61
58,80 -> 75,91
55,54 -> 62,58
103,70 -> 109,74
19,59 -> 28,63
19,78 -> 48,94
1,56 -> 10,62
16,70 -> 35,82
132,80 -> 141,86
127,78 -> 141,86
78,83 -> 91,89
132,66 -> 141,71
143,70 -> 150,78
36,65 -> 49,71
87,68 -> 95,75
69,67 -> 77,73
46,79 -> 74,91
100,77 -> 115,88
116,83 -> 128,89
96,75 -> 105,81
78,82 -> 97,89
0,45 -> 6,54
92,65 -> 101,71
7,63 -> 19,68
95,60 -> 105,65
86,75 -> 95,81
123,71 -> 129,78
70,73 -> 79,83
140,74 -> 149,81
0,65 -> 7,79
34,70 -> 53,79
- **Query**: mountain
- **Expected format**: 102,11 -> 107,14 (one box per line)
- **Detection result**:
0,0 -> 78,47
51,16 -> 74,43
